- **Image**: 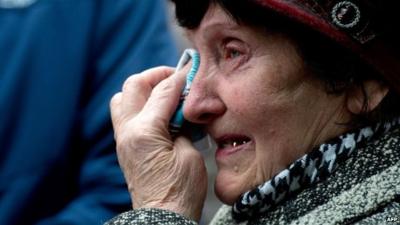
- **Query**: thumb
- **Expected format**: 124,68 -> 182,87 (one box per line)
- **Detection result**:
173,136 -> 207,221
174,136 -> 207,187
174,136 -> 201,159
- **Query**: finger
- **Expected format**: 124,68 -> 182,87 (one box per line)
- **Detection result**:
121,66 -> 175,118
139,68 -> 187,127
122,66 -> 176,93
110,92 -> 123,137
110,92 -> 123,125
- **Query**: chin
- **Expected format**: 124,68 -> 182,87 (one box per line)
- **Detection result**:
214,171 -> 247,205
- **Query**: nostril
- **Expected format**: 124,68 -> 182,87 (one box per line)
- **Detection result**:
198,113 -> 215,122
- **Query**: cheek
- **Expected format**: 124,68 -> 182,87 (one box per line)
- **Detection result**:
215,76 -> 254,118
226,80 -> 289,129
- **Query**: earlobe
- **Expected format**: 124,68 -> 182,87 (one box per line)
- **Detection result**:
347,80 -> 389,115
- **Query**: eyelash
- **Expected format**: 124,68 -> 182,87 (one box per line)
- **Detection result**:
219,40 -> 247,69
223,47 -> 242,60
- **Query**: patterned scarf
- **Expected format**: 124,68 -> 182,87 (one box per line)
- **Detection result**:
232,118 -> 400,221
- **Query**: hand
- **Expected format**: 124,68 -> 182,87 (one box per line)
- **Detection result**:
110,66 -> 207,221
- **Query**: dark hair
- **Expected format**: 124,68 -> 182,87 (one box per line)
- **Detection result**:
171,0 -> 400,126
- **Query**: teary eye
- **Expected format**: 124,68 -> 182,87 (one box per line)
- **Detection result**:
217,37 -> 250,71
225,48 -> 242,59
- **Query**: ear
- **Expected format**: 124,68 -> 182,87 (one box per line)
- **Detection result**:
347,80 -> 389,115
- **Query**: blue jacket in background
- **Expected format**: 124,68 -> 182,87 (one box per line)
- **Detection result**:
0,0 -> 179,224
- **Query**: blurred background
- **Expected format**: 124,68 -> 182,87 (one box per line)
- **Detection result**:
0,1 -> 220,224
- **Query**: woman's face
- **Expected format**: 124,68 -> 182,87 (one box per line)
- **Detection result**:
183,5 -> 351,204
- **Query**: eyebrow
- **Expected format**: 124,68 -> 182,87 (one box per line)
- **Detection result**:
186,21 -> 242,45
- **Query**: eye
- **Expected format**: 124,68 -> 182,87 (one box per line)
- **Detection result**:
219,39 -> 249,70
224,48 -> 242,60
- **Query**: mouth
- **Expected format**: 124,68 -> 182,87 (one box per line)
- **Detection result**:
215,134 -> 252,157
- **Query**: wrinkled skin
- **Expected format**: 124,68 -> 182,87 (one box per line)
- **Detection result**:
110,67 -> 207,221
181,6 -> 352,205
110,4 -> 388,222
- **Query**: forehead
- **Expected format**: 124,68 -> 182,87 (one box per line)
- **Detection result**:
185,5 -> 241,41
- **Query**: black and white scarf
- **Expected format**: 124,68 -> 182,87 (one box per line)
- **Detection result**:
232,118 -> 400,221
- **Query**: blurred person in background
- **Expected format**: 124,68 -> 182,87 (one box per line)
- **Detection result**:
0,0 -> 178,224
106,0 -> 400,224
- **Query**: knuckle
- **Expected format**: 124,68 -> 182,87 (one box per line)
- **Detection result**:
122,74 -> 140,92
110,92 -> 122,108
159,65 -> 174,73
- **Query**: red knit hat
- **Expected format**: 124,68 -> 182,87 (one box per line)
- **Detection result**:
255,0 -> 400,92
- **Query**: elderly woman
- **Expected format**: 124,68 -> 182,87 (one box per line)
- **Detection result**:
106,0 -> 400,224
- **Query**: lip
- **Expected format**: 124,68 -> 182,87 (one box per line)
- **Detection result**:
214,134 -> 253,159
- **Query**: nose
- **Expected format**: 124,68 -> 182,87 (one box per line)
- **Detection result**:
183,69 -> 226,124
